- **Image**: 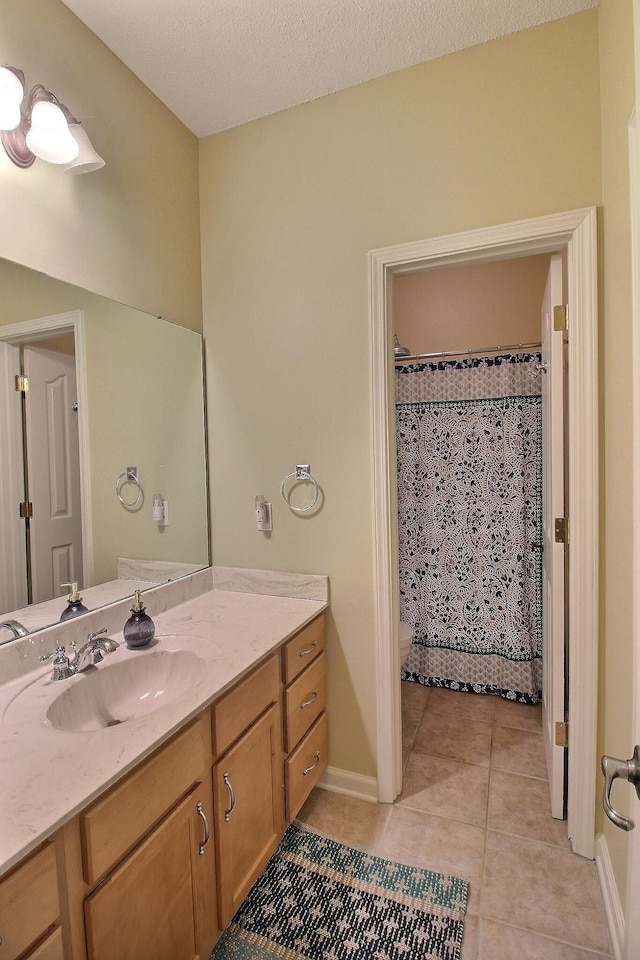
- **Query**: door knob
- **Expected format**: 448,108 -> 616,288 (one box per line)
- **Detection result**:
600,745 -> 640,831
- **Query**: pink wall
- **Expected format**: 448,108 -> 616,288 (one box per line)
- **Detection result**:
393,254 -> 551,357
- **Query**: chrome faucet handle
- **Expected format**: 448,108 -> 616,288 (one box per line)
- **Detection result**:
88,627 -> 108,643
39,646 -> 74,681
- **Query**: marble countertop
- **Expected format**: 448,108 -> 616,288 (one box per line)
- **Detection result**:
0,569 -> 328,878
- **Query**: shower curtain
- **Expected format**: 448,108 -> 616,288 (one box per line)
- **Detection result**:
396,352 -> 543,703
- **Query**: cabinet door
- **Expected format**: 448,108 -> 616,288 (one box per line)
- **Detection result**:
214,703 -> 284,928
0,842 -> 60,960
24,927 -> 64,960
84,783 -> 217,960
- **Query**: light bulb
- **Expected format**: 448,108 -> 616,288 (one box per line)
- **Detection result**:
0,66 -> 24,131
26,99 -> 79,164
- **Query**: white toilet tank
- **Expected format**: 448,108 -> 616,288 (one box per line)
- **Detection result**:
398,621 -> 414,664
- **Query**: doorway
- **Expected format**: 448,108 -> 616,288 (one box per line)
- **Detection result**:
369,208 -> 598,859
0,311 -> 90,614
392,252 -> 567,819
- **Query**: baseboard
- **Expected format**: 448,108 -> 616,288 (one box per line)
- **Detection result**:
595,833 -> 625,960
317,765 -> 378,803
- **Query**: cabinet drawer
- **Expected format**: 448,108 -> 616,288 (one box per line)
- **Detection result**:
284,651 -> 326,752
0,842 -> 59,959
80,714 -> 210,886
285,712 -> 328,822
212,653 -> 280,756
282,615 -> 325,685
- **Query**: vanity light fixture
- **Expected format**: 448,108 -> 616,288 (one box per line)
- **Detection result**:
0,65 -> 104,173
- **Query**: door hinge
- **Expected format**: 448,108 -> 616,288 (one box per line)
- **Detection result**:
554,304 -> 568,332
554,517 -> 568,544
19,501 -> 33,519
555,721 -> 569,748
14,374 -> 29,393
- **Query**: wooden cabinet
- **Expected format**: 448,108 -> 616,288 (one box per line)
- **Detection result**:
84,783 -> 216,960
0,841 -> 63,960
2,610 -> 328,958
212,653 -> 283,928
282,615 -> 328,821
81,714 -> 217,960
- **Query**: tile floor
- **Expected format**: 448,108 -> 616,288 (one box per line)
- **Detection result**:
298,681 -> 612,959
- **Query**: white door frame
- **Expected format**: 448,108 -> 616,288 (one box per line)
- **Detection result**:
0,311 -> 92,592
369,206 -> 598,859
626,102 -> 640,959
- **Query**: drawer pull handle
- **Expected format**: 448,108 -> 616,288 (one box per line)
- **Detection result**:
299,640 -> 318,658
223,772 -> 236,822
301,688 -> 319,709
303,750 -> 321,776
196,801 -> 210,855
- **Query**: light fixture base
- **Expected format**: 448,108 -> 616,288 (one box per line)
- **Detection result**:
1,119 -> 35,168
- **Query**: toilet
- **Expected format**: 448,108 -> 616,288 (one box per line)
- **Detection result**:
398,621 -> 414,665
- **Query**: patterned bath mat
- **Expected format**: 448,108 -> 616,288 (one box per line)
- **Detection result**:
212,821 -> 468,959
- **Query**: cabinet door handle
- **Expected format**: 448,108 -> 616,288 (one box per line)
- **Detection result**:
300,688 -> 319,709
223,772 -> 236,822
299,640 -> 317,658
303,750 -> 321,776
196,801 -> 210,855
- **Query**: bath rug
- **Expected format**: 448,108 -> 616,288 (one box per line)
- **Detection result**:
211,821 -> 468,959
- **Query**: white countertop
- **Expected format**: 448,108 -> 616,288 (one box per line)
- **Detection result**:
0,570 -> 327,877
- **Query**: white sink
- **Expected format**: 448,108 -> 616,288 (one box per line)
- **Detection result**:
42,649 -> 204,732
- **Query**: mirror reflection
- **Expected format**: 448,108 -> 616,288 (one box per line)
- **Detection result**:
0,258 -> 209,639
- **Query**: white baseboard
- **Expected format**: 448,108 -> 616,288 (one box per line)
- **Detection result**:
595,833 -> 625,960
317,765 -> 378,803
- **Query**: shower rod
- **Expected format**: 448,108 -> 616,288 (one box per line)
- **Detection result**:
394,340 -> 542,363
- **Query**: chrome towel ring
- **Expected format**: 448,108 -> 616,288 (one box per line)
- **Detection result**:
280,464 -> 319,514
116,466 -> 143,509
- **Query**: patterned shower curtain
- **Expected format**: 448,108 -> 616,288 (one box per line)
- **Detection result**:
396,353 -> 543,703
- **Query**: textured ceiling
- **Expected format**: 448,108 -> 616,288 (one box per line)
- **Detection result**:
60,0 -> 598,138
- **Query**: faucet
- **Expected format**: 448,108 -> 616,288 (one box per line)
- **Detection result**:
40,628 -> 120,680
70,628 -> 120,673
0,619 -> 29,644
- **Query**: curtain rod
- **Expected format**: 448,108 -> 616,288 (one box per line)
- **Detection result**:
394,340 -> 542,363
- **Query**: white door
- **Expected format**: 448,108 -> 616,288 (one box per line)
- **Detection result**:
22,339 -> 83,603
0,340 -> 28,613
541,253 -> 567,819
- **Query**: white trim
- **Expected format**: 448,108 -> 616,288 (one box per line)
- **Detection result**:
626,98 -> 640,960
596,833 -> 625,960
0,312 -> 93,591
369,208 -> 599,858
317,766 -> 378,803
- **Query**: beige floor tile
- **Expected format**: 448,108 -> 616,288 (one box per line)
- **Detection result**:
478,918 -> 611,958
460,913 -> 478,960
487,770 -> 569,846
490,724 -> 547,779
481,832 -> 610,952
378,805 -> 485,916
492,697 -> 542,732
296,789 -> 391,852
427,686 -> 496,723
399,753 -> 489,827
401,678 -> 430,718
413,711 -> 493,766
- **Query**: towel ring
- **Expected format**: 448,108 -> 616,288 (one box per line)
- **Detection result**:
280,464 -> 319,514
116,467 -> 143,509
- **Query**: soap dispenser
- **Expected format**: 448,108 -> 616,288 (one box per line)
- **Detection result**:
59,582 -> 88,621
123,590 -> 155,648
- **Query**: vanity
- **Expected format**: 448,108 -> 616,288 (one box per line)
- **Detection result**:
0,567 -> 329,960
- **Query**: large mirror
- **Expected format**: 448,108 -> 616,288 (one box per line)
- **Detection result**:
0,257 -> 209,638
